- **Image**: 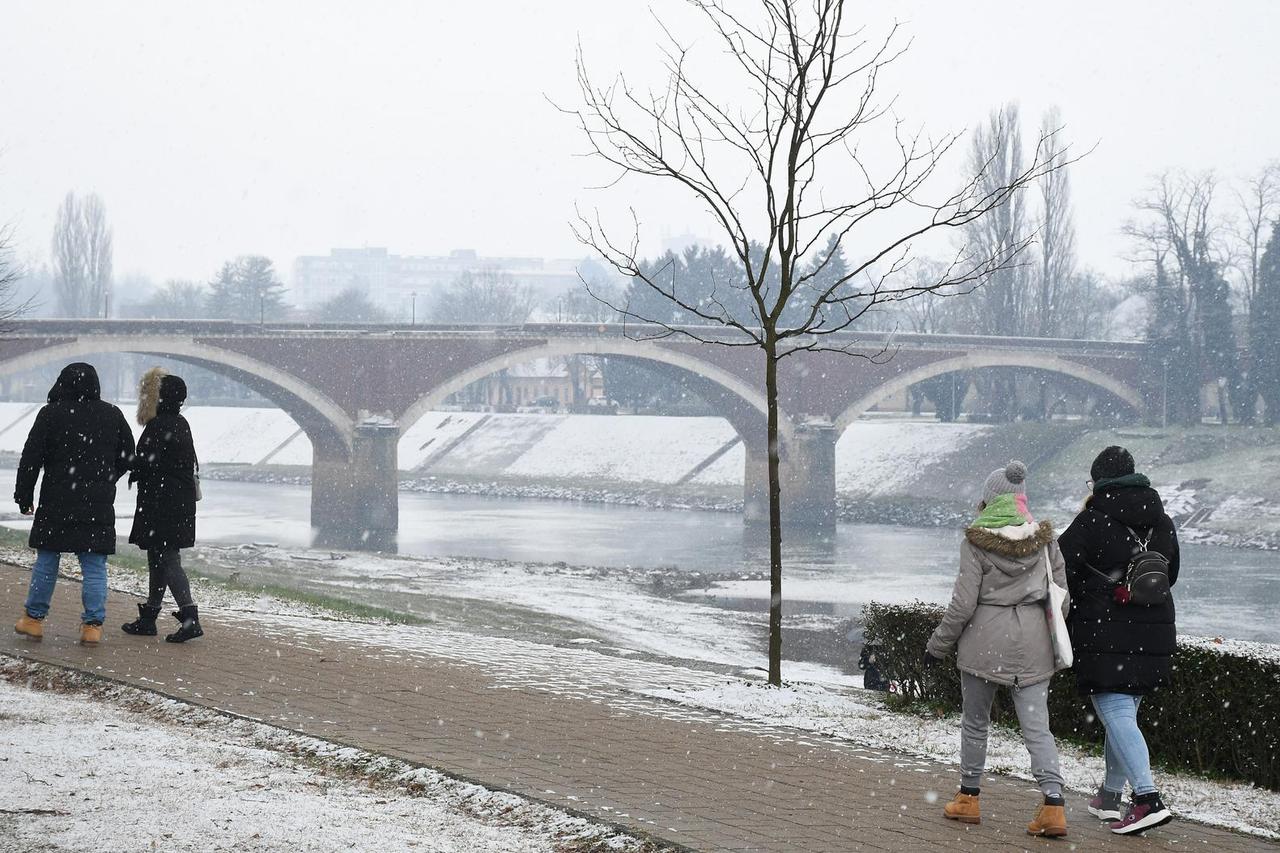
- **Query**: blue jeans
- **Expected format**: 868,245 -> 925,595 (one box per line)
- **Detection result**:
1091,693 -> 1156,796
23,550 -> 109,625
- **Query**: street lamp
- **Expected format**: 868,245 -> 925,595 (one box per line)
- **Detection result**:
411,291 -> 417,326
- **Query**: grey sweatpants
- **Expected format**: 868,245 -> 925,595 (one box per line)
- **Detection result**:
960,671 -> 1064,797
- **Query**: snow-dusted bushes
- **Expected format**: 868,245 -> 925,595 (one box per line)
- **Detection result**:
862,601 -> 1280,790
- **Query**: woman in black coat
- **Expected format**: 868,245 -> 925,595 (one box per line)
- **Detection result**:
121,368 -> 203,643
1057,446 -> 1178,835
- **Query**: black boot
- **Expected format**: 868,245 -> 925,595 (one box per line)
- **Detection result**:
165,605 -> 203,643
121,603 -> 162,636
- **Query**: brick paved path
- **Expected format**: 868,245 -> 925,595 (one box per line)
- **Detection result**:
2,565 -> 1274,852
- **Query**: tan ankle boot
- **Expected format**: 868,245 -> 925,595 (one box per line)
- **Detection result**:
14,614 -> 43,640
79,623 -> 102,646
943,792 -> 981,824
1028,803 -> 1068,837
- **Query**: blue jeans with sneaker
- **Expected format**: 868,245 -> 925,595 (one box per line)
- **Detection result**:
24,549 -> 109,625
1091,692 -> 1157,796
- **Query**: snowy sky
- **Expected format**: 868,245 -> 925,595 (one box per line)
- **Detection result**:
0,0 -> 1275,288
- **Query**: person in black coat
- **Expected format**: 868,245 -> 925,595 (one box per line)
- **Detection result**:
121,368 -> 203,643
1057,446 -> 1178,835
13,363 -> 134,646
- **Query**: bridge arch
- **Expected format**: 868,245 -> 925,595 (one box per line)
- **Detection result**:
398,336 -> 792,444
833,350 -> 1145,432
0,335 -> 354,456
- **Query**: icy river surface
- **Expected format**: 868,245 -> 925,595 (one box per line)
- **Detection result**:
2,473 -> 1276,643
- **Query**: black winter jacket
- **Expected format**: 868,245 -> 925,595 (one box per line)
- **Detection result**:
1057,483 -> 1180,696
128,411 -> 197,551
14,364 -> 135,554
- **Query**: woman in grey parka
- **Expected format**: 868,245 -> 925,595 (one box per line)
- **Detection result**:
925,461 -> 1071,837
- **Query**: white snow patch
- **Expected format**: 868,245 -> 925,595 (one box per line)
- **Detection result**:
507,415 -> 736,484
0,664 -> 648,853
834,422 -> 991,495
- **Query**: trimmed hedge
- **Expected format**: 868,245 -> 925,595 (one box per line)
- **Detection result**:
862,600 -> 1280,791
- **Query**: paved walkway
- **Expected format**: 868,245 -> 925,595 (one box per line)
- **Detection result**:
2,564 -> 1275,852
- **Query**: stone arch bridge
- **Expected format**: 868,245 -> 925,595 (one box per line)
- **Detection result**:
0,321 -> 1154,550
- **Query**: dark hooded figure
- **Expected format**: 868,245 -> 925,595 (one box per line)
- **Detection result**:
13,362 -> 135,647
122,368 -> 203,643
1057,446 -> 1178,835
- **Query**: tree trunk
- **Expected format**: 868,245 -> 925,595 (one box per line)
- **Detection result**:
765,339 -> 783,687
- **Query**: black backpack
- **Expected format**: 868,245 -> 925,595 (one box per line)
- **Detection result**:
1089,525 -> 1171,607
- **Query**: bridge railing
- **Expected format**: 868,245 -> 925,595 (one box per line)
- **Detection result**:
4,319 -> 1150,356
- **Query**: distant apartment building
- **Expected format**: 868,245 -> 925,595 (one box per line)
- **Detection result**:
291,247 -> 588,318
449,357 -> 606,410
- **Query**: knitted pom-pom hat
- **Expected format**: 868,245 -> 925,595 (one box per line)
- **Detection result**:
982,460 -> 1028,505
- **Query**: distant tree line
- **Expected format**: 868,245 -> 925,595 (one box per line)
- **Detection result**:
139,255 -> 290,322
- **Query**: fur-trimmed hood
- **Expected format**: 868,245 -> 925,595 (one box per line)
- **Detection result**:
136,367 -> 168,425
965,519 -> 1055,560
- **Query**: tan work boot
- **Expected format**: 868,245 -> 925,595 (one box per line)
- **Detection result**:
943,792 -> 981,824
14,614 -> 43,640
80,623 -> 102,646
1028,803 -> 1068,837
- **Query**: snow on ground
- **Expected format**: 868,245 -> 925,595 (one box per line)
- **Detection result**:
506,415 -> 737,484
0,661 -> 653,853
185,406 -> 302,466
1,546 -> 1273,839
433,414 -> 564,475
834,421 -> 991,495
687,439 -> 745,486
637,679 -> 1280,840
1,401 -> 992,492
0,402 -> 40,453
398,411 -> 485,470
188,544 -> 859,686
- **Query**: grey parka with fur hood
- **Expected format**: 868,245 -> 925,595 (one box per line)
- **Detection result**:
926,521 -> 1070,687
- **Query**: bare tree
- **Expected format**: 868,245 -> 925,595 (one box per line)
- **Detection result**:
0,225 -> 33,331
1035,107 -> 1076,338
316,284 -> 388,323
82,194 -> 113,316
52,193 -> 88,317
1235,162 -> 1280,308
1129,171 -> 1240,422
51,191 -> 113,317
431,268 -> 534,324
967,104 -> 1031,339
566,0 -> 1068,685
142,280 -> 208,319
1234,162 -> 1280,421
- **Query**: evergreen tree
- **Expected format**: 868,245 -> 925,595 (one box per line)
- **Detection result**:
206,256 -> 289,322
1253,222 -> 1280,425
1146,257 -> 1200,425
1197,264 -> 1240,422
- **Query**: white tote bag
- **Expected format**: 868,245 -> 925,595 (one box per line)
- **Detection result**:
1044,550 -> 1073,669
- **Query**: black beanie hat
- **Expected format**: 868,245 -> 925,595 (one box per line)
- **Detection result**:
1091,445 -> 1135,482
157,374 -> 188,413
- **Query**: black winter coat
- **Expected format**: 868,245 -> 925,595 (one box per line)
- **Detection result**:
1057,483 -> 1180,696
14,364 -> 135,554
128,412 -> 197,551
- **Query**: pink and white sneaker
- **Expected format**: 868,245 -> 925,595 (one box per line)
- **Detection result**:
1110,794 -> 1173,835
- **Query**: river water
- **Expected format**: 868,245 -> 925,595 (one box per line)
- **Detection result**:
2,472 -> 1276,644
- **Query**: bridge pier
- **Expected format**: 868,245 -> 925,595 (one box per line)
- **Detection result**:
743,421 -> 838,529
311,422 -> 399,552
